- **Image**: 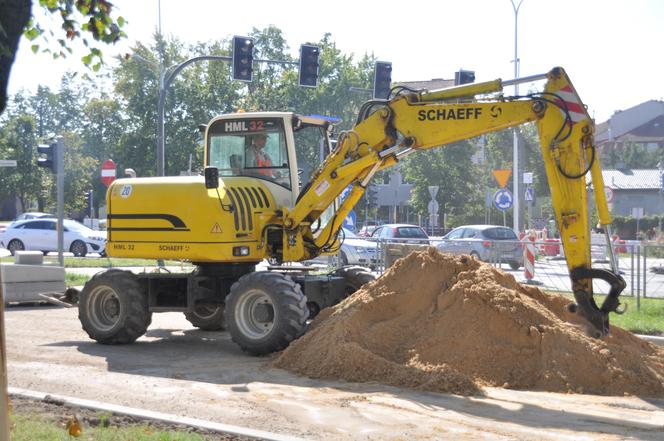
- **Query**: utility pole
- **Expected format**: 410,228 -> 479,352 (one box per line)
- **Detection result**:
511,0 -> 524,233
56,136 -> 65,267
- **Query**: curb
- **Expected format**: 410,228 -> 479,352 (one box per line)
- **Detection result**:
637,334 -> 664,346
9,387 -> 307,441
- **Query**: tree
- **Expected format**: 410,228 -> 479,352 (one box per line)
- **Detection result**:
29,85 -> 58,137
0,0 -> 126,114
402,140 -> 484,228
0,114 -> 43,212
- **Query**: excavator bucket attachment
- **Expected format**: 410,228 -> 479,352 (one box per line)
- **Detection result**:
570,268 -> 627,336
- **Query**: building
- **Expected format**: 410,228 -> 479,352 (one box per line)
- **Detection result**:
600,169 -> 663,217
595,100 -> 664,151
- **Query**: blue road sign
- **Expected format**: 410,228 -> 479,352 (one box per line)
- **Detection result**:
343,210 -> 357,231
493,189 -> 513,211
525,187 -> 534,202
340,185 -> 352,202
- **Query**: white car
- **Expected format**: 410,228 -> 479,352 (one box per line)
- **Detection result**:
13,212 -> 55,222
0,218 -> 106,257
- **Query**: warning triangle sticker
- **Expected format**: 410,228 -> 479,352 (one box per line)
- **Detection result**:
492,169 -> 512,188
210,223 -> 223,234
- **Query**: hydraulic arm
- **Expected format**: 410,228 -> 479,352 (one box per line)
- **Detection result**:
289,67 -> 625,336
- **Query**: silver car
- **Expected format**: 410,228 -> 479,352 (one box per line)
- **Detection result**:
436,225 -> 523,270
303,228 -> 378,268
339,228 -> 379,267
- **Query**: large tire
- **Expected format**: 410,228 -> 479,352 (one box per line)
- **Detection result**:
335,265 -> 377,295
184,305 -> 226,331
78,270 -> 151,344
225,271 -> 308,355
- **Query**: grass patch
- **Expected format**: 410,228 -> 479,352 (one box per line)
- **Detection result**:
65,272 -> 90,286
607,295 -> 664,335
10,412 -> 212,440
0,255 -> 193,269
557,292 -> 664,335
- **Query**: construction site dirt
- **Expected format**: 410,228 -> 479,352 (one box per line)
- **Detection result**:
4,251 -> 664,440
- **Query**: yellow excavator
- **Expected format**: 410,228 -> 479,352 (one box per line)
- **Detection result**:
79,67 -> 625,354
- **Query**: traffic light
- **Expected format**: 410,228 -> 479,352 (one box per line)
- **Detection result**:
373,61 -> 392,100
232,36 -> 254,82
454,69 -> 475,85
299,44 -> 320,87
83,190 -> 93,211
37,141 -> 57,173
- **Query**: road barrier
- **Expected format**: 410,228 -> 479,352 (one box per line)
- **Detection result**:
365,237 -> 664,307
523,230 -> 539,284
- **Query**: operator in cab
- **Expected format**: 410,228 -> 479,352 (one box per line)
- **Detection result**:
246,133 -> 273,174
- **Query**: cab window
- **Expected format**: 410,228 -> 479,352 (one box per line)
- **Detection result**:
207,118 -> 291,189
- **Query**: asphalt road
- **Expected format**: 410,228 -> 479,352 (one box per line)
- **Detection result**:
4,305 -> 664,440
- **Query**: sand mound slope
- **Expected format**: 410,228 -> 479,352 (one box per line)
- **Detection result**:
274,248 -> 664,396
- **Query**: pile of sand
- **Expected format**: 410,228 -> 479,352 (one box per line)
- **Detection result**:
274,248 -> 664,396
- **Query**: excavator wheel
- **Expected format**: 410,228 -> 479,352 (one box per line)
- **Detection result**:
78,269 -> 151,344
224,271 -> 308,355
335,266 -> 377,296
184,304 -> 226,331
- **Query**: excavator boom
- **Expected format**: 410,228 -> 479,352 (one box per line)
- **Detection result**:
289,67 -> 625,336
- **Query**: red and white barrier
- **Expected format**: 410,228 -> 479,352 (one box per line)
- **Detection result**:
522,230 -> 541,284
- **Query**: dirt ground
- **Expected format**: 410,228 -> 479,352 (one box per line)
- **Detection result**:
3,305 -> 664,440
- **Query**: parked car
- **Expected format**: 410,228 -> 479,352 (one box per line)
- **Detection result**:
357,224 -> 378,237
0,218 -> 106,257
371,223 -> 429,244
13,212 -> 55,222
436,224 -> 523,269
339,228 -> 379,266
304,228 -> 378,268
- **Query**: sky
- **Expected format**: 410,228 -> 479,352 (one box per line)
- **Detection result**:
8,0 -> 664,123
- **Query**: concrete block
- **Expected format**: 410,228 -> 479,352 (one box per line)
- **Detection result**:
3,281 -> 66,302
0,264 -> 64,282
14,251 -> 44,265
1,264 -> 66,303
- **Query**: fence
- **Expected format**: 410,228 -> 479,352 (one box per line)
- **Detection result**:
362,237 -> 664,306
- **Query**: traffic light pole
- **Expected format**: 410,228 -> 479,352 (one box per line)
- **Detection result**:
157,55 -> 231,176
153,54 -> 305,176
56,136 -> 65,266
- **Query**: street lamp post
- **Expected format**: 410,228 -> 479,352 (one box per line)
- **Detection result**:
659,161 -> 664,233
511,0 -> 524,233
156,55 -> 232,176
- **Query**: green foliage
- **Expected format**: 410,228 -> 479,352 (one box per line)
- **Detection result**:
401,139 -> 484,226
24,0 -> 127,71
602,141 -> 661,169
0,114 -> 44,212
611,215 -> 664,240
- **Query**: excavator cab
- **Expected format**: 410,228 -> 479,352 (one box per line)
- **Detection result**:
205,112 -> 336,207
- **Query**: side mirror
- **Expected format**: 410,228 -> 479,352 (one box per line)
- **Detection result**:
204,166 -> 219,189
